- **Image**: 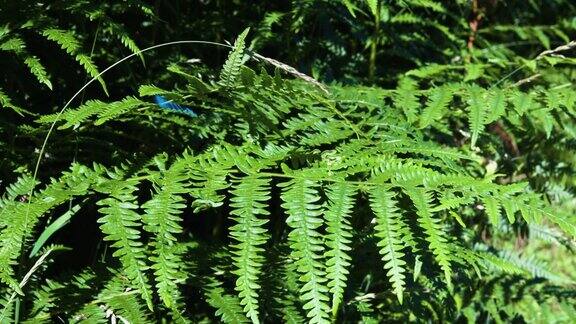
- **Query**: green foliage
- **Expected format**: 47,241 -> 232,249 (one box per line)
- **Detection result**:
369,186 -> 408,303
229,173 -> 270,323
219,28 -> 250,88
1,1 -> 576,323
96,167 -> 154,310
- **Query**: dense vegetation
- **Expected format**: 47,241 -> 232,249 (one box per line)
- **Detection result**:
1,1 -> 576,322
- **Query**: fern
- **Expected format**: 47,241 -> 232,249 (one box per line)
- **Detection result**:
404,187 -> 454,289
229,173 -> 271,323
482,195 -> 502,227
393,78 -> 421,124
141,156 -> 188,310
323,181 -> 355,315
419,85 -> 454,129
219,28 -> 250,88
369,186 -> 408,304
280,172 -> 330,323
484,88 -> 506,124
2,7 -> 576,321
95,170 -> 153,310
206,281 -> 250,323
41,29 -> 107,93
38,97 -> 150,129
0,87 -> 26,115
466,85 -> 488,148
0,165 -> 96,294
23,56 -> 52,90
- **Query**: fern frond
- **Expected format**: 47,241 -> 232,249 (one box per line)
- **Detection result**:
0,175 -> 37,211
94,97 -> 148,125
229,174 -> 271,323
323,181 -> 355,314
23,56 -> 52,90
529,223 -> 573,248
482,195 -> 501,226
369,185 -> 407,304
103,23 -> 144,64
403,0 -> 446,12
0,165 -> 96,293
279,173 -> 330,323
274,257 -> 308,324
41,28 -> 107,93
404,187 -> 453,289
484,88 -> 506,124
476,251 -> 527,276
0,36 -> 25,53
76,54 -> 108,94
38,97 -> 149,129
219,28 -> 250,88
23,278 -> 64,322
497,250 -> 570,283
0,87 -> 27,115
37,99 -> 108,129
185,149 -> 236,212
466,85 -> 487,148
393,78 -> 420,123
141,157 -> 188,309
96,173 -> 153,310
419,85 -> 454,128
353,296 -> 380,324
96,274 -> 152,323
206,281 -> 250,323
41,29 -> 80,53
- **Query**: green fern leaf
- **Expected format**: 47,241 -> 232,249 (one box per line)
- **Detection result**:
274,262 -> 308,324
0,37 -> 25,53
206,281 -> 250,323
0,165 -> 95,294
366,0 -> 379,17
419,85 -> 454,128
94,96 -> 148,125
279,174 -> 330,324
466,85 -> 487,148
41,29 -> 107,94
104,23 -> 144,64
37,97 -> 148,129
483,195 -> 501,226
229,174 -> 271,323
76,54 -> 108,94
0,87 -> 27,115
96,176 -> 153,310
37,99 -> 108,129
404,187 -> 453,289
393,78 -> 420,123
24,56 -> 52,89
41,29 -> 80,53
96,275 -> 152,323
369,186 -> 407,304
142,157 -> 188,310
186,150 -> 234,212
219,28 -> 250,88
323,181 -> 355,314
139,84 -> 170,97
0,175 -> 37,211
484,88 -> 506,124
